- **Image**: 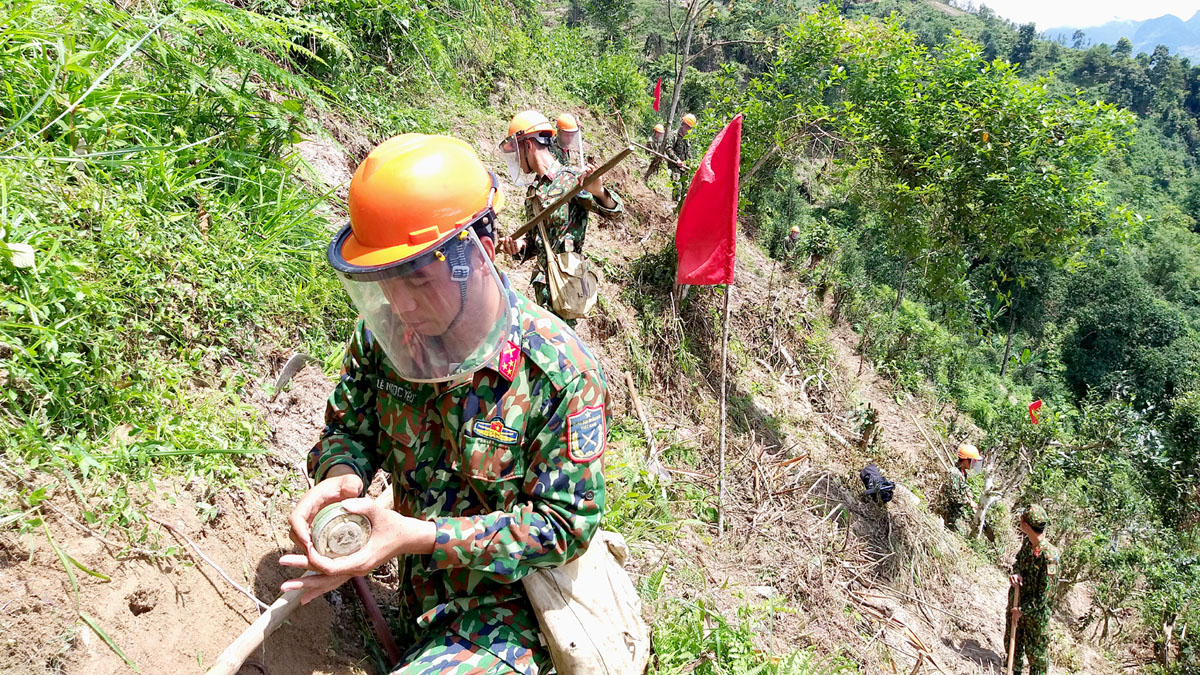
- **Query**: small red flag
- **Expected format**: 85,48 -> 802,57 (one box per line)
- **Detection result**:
653,77 -> 662,112
676,114 -> 741,286
1029,399 -> 1043,424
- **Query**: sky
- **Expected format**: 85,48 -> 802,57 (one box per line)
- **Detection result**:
974,0 -> 1200,29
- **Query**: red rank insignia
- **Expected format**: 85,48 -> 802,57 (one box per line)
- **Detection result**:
498,340 -> 519,381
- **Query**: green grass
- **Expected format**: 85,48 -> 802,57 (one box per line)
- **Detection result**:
648,599 -> 859,675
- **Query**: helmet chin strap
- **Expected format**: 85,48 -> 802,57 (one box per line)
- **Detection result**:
441,236 -> 473,336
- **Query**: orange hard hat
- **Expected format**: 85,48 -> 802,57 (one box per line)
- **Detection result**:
957,443 -> 981,461
505,110 -> 555,144
556,112 -> 579,132
681,113 -> 697,128
790,225 -> 800,234
653,123 -> 665,133
332,134 -> 500,269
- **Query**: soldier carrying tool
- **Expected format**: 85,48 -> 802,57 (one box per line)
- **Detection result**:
1006,505 -> 1060,675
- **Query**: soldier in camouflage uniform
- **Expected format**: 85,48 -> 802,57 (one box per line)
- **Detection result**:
667,113 -> 696,203
281,133 -> 610,675
551,113 -> 583,170
497,110 -> 623,326
941,443 -> 981,532
1005,504 -> 1060,675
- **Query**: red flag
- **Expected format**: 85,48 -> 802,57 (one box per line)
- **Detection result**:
1028,399 -> 1043,424
676,114 -> 741,285
653,77 -> 662,112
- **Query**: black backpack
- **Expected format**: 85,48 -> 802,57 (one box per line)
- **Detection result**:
860,463 -> 895,505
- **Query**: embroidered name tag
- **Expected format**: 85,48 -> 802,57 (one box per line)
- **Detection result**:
567,405 -> 605,463
375,378 -> 417,403
472,417 -> 519,445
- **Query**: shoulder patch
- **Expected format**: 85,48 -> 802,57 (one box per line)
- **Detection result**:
567,405 -> 606,463
472,417 -> 520,445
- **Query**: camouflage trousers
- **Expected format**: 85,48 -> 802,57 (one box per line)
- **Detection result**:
530,278 -> 576,328
1003,603 -> 1050,675
389,598 -> 554,675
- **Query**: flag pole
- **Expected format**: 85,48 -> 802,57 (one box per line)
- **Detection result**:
717,282 -> 732,535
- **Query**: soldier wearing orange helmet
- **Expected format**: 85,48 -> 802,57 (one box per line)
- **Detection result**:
552,112 -> 584,169
667,113 -> 697,203
282,134 -> 610,675
941,443 -> 982,532
497,110 -> 623,324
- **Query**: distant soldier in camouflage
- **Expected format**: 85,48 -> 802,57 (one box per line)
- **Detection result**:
551,112 -> 584,170
1005,504 -> 1060,675
497,110 -> 623,325
942,443 -> 982,532
667,113 -> 696,203
282,134 -> 610,675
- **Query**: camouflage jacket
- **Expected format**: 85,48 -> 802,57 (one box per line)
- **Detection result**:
307,275 -> 610,667
666,132 -> 691,170
519,163 -> 623,285
1012,538 -> 1060,624
549,143 -> 583,170
943,469 -> 974,513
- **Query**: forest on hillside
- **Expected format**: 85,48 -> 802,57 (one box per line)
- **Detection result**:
4,0 -> 1200,671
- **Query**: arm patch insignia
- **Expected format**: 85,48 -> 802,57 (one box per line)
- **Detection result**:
567,405 -> 605,463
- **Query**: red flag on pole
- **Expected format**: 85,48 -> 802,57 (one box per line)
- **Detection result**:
652,77 -> 662,112
676,114 -> 741,285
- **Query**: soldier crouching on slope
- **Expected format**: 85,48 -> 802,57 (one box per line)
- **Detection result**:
281,134 -> 610,675
1006,505 -> 1060,675
496,109 -> 623,326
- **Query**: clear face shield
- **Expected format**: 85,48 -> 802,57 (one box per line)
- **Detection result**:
556,128 -> 582,162
499,131 -> 551,187
333,227 -> 510,383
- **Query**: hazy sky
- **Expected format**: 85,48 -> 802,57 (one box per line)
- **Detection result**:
975,0 -> 1200,28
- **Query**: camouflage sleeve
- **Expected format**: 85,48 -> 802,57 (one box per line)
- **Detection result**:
306,318 -> 385,489
574,186 -> 624,217
429,368 -> 609,581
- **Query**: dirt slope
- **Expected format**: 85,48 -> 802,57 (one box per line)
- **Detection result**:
1,105 -> 1127,674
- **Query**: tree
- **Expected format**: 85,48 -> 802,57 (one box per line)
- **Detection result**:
584,0 -> 635,50
1010,22 -> 1035,67
1114,37 -> 1133,59
1072,29 -> 1086,50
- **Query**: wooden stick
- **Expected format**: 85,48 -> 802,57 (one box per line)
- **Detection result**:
1006,585 -> 1021,675
507,146 -> 633,241
909,413 -> 954,474
147,515 -> 270,612
717,284 -> 732,536
624,371 -> 672,482
205,574 -> 314,675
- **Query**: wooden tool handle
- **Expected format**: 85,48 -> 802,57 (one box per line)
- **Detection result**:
507,146 -> 633,241
205,575 -> 312,675
1006,584 -> 1020,675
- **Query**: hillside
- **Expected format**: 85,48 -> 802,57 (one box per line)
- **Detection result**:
4,1 -> 1200,673
1045,11 -> 1200,58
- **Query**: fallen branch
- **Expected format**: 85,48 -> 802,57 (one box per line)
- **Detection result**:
147,515 -> 270,612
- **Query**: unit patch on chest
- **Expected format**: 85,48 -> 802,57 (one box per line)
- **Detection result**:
566,405 -> 605,463
472,417 -> 519,445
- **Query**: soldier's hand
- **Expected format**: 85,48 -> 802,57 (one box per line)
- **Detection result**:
279,497 -> 436,602
1010,573 -> 1023,587
580,160 -> 604,195
287,468 -> 364,553
498,235 -> 524,256
1010,607 -> 1022,620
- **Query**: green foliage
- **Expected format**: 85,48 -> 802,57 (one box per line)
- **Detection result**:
651,600 -> 858,675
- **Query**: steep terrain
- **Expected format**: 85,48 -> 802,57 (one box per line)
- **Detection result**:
1,108 -> 1131,674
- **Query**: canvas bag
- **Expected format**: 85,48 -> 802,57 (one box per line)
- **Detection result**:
538,220 -> 599,320
521,529 -> 651,675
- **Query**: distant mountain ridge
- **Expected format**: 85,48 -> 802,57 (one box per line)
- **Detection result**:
1044,10 -> 1200,60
